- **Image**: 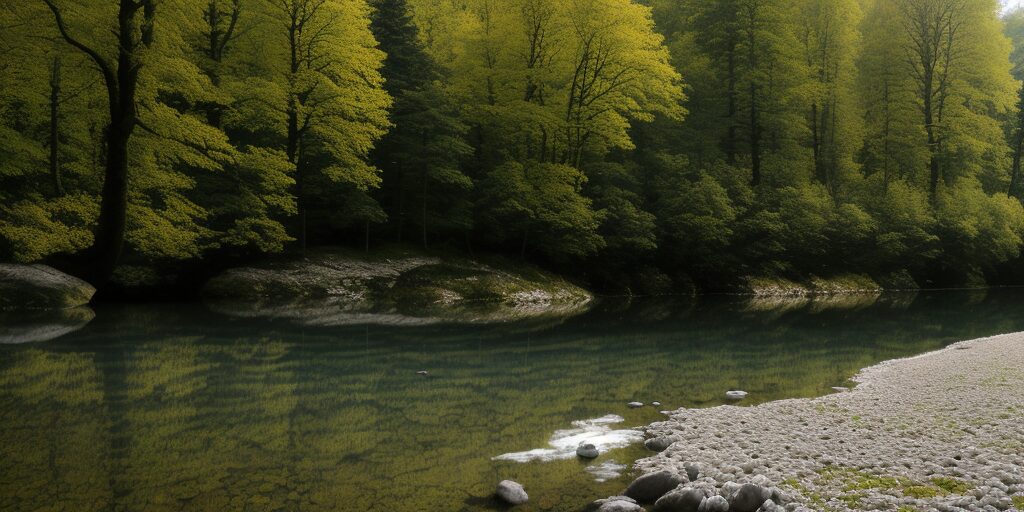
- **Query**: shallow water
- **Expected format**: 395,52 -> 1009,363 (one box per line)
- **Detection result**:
2,289 -> 1024,511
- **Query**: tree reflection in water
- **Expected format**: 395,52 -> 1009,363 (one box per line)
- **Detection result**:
2,290 -> 1023,511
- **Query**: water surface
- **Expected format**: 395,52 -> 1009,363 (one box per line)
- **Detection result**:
2,290 -> 1023,511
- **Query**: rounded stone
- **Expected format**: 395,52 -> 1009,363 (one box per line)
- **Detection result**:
595,496 -> 642,512
645,436 -> 675,452
625,470 -> 685,503
577,443 -> 600,459
628,401 -> 645,408
697,495 -> 729,512
725,390 -> 748,400
728,483 -> 771,512
653,487 -> 707,512
495,480 -> 528,505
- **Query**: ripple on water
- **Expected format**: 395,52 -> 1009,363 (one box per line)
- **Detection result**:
492,414 -> 644,463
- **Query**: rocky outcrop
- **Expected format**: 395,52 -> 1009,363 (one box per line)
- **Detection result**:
202,249 -> 592,326
740,274 -> 882,298
0,264 -> 95,310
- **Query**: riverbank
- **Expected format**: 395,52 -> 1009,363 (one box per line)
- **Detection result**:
621,332 -> 1024,511
201,248 -> 593,325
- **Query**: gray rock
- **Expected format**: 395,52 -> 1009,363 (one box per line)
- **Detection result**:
683,462 -> 700,482
728,483 -> 771,512
0,264 -> 94,310
625,470 -> 685,503
645,436 -> 674,452
720,482 -> 742,500
653,487 -> 707,512
495,480 -> 528,505
697,495 -> 729,512
628,401 -> 645,408
652,401 -> 662,406
577,443 -> 600,458
595,496 -> 642,512
756,499 -> 785,512
725,390 -> 748,400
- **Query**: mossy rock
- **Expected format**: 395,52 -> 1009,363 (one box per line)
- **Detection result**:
0,264 -> 96,310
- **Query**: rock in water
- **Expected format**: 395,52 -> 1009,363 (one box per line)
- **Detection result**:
495,480 -> 528,505
595,496 -> 642,512
628,401 -> 644,408
644,436 -> 674,452
624,470 -> 685,503
697,495 -> 729,512
0,264 -> 95,310
577,443 -> 599,459
653,487 -> 708,512
725,390 -> 748,400
652,401 -> 662,406
416,370 -> 429,376
728,483 -> 771,512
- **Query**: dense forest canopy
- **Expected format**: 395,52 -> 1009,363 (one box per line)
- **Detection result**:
3,0 -> 1024,292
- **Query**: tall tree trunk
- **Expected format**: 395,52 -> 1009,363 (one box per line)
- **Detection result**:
44,0 -> 149,284
725,41 -> 737,164
49,56 -> 64,197
750,83 -> 761,187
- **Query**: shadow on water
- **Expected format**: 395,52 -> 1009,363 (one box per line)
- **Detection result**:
2,289 -> 1024,511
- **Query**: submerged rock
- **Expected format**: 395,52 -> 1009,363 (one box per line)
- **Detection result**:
495,480 -> 528,505
725,390 -> 748,400
624,470 -> 685,503
628,401 -> 645,408
577,443 -> 600,458
203,249 -> 592,326
0,264 -> 95,310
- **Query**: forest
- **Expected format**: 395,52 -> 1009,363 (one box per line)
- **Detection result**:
3,0 -> 1024,294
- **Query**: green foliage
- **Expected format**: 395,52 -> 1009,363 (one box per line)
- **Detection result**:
1,0 -> 1024,291
478,161 -> 605,260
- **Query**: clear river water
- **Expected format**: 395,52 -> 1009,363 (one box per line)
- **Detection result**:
2,289 -> 1023,511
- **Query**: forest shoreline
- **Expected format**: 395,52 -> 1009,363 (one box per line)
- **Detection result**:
604,332 -> 1024,511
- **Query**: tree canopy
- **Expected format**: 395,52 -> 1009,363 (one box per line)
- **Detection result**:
2,0 -> 1024,292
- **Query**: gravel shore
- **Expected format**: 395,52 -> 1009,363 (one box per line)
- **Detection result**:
635,332 -> 1024,511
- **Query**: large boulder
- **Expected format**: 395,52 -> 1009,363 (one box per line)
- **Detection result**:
728,483 -> 772,512
652,487 -> 708,512
0,264 -> 95,310
203,249 -> 592,326
624,471 -> 685,503
495,480 -> 528,505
